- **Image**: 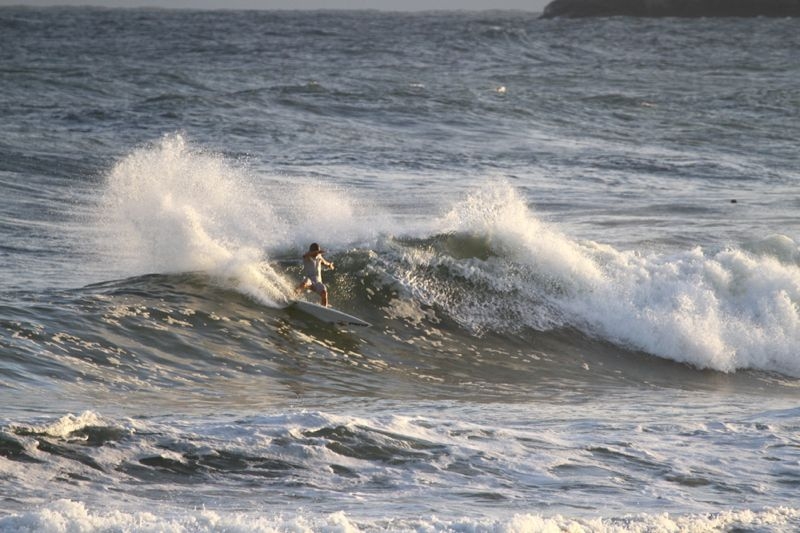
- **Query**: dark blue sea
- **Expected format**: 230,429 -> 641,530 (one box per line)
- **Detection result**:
1,7 -> 800,531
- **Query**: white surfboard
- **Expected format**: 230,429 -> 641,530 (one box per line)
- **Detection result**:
288,300 -> 371,327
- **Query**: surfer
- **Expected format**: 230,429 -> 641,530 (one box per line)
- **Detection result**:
295,242 -> 335,307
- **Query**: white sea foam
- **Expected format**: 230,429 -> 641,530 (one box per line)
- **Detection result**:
436,182 -> 800,376
10,411 -> 107,439
3,406 -> 799,532
1,499 -> 797,533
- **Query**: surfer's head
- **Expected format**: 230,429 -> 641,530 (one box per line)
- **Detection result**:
309,243 -> 324,254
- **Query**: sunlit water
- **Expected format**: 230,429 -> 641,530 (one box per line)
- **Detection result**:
1,8 -> 799,532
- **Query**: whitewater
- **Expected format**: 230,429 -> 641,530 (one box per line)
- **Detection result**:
1,7 -> 799,532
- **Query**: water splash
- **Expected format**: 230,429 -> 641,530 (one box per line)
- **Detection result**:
96,134 -> 292,305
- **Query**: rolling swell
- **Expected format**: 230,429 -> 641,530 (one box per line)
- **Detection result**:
2,228 -> 797,415
5,133 -> 798,407
7,133 -> 800,409
0,266 -> 601,410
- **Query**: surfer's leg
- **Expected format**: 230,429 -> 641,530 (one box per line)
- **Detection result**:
313,281 -> 328,307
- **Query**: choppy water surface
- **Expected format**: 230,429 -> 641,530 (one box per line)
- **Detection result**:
1,7 -> 799,532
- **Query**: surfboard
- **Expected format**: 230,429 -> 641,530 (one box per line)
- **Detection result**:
288,300 -> 371,327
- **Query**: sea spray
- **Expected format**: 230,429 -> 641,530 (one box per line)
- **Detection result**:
440,182 -> 605,290
94,135 -> 403,306
96,134 -> 292,305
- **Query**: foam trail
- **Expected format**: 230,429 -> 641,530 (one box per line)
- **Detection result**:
438,182 -> 800,377
96,134 -> 292,305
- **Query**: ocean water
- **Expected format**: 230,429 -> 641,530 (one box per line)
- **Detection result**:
1,7 -> 800,532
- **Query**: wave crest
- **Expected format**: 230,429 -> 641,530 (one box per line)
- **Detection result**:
384,183 -> 800,376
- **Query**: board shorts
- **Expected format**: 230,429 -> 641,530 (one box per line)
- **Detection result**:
303,278 -> 326,294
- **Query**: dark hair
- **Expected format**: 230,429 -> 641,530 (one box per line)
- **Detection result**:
309,243 -> 320,252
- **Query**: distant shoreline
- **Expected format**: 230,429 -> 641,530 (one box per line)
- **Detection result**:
540,0 -> 800,18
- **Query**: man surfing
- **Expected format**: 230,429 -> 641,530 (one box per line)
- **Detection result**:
295,242 -> 335,307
